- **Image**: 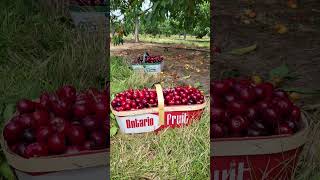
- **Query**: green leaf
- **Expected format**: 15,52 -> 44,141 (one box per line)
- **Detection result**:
110,126 -> 118,137
110,113 -> 115,120
282,87 -> 320,94
269,64 -> 290,79
0,161 -> 15,180
228,44 -> 257,55
222,69 -> 240,78
3,104 -> 15,121
194,82 -> 201,88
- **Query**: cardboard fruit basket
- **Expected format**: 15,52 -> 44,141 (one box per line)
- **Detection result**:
1,127 -> 109,180
210,115 -> 308,180
0,128 -> 109,180
1,102 -> 109,180
69,5 -> 107,33
132,61 -> 164,74
111,84 -> 206,134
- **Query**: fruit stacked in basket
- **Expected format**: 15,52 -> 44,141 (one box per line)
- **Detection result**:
211,78 -> 301,139
111,86 -> 205,112
132,55 -> 164,65
2,85 -> 108,158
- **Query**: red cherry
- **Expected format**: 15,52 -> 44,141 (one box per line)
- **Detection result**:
17,114 -> 35,129
131,101 -> 137,109
273,90 -> 288,99
36,126 -> 53,143
262,107 -> 280,125
57,85 -> 76,103
33,110 -> 49,127
290,106 -> 301,122
81,116 -> 101,132
22,128 -> 36,143
25,143 -> 48,158
13,142 -> 28,157
258,83 -> 274,99
229,116 -> 248,134
254,86 -> 265,99
275,124 -> 293,135
51,99 -> 72,117
3,121 -> 22,144
90,131 -> 106,149
211,124 -> 224,138
67,125 -> 86,145
50,117 -> 70,134
48,133 -> 66,154
285,120 -> 296,131
17,99 -> 35,114
211,108 -> 227,123
224,93 -> 237,102
238,87 -> 256,103
256,101 -> 270,113
95,102 -> 108,119
83,140 -> 95,150
40,92 -> 51,110
246,107 -> 258,121
228,101 -> 247,115
73,104 -> 90,119
211,95 -> 224,108
212,81 -> 230,95
272,98 -> 292,116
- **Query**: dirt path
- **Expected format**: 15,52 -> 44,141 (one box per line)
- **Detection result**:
212,0 -> 320,104
111,41 -> 210,94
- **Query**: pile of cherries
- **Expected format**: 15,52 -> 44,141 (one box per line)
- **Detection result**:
111,86 -> 205,111
145,56 -> 163,64
133,55 -> 164,64
3,85 -> 108,158
211,78 -> 301,139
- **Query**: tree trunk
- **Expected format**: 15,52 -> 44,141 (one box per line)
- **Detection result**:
134,17 -> 139,43
183,32 -> 187,40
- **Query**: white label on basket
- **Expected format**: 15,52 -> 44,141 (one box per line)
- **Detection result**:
214,162 -> 250,180
116,114 -> 160,134
144,64 -> 161,73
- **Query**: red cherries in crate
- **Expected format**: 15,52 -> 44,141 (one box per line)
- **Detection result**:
3,85 -> 108,158
111,86 -> 205,111
211,78 -> 302,138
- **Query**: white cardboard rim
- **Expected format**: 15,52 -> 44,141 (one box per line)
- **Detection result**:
0,134 -> 109,172
110,101 -> 207,117
210,115 -> 308,156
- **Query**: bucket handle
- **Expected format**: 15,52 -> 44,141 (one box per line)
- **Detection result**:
155,84 -> 164,126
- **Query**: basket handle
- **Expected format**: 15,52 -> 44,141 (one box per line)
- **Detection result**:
155,84 -> 164,126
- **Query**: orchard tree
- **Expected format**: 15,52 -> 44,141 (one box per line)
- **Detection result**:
110,0 -> 209,42
111,0 -> 152,42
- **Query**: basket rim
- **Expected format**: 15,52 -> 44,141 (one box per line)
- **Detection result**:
210,114 -> 308,156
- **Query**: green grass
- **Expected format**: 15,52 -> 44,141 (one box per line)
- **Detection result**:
0,0 -> 106,106
123,34 -> 210,48
295,109 -> 320,180
110,56 -> 210,179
